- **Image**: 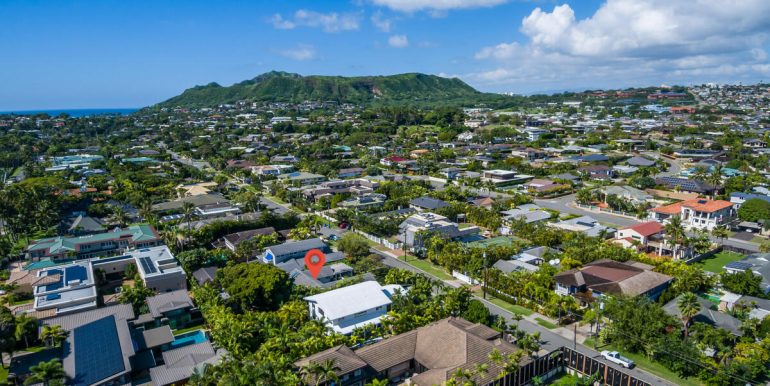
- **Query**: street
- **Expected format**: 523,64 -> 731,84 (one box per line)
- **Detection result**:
535,194 -> 643,228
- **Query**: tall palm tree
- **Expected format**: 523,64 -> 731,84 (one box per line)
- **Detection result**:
15,314 -> 38,348
181,202 -> 196,233
366,379 -> 389,386
23,358 -> 66,386
111,205 -> 129,227
677,292 -> 701,338
664,215 -> 687,259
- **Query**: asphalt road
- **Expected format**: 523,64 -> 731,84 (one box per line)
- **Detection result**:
535,194 -> 643,228
260,196 -> 291,215
370,248 -> 675,386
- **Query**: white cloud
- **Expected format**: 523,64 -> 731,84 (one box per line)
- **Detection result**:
278,45 -> 316,61
471,0 -> 770,91
371,11 -> 392,32
269,9 -> 360,33
371,0 -> 507,13
388,34 -> 409,48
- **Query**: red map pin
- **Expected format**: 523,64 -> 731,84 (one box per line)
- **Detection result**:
304,249 -> 326,279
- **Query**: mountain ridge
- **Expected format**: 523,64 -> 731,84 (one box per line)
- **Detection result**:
154,71 -> 513,108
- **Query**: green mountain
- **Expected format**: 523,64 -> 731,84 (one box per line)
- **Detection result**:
155,71 -> 512,108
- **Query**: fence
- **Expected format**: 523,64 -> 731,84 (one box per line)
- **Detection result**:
561,347 -> 652,386
353,229 -> 403,250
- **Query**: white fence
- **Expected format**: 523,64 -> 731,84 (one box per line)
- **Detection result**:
452,271 -> 479,285
354,230 -> 403,250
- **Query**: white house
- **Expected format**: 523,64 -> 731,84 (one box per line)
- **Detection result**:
304,281 -> 405,335
649,198 -> 734,231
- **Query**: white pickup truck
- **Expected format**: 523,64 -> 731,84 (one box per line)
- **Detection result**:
601,350 -> 635,368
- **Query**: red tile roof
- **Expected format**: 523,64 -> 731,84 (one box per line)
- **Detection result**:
624,221 -> 664,237
652,198 -> 732,214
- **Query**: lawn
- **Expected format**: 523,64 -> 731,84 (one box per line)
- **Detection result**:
694,251 -> 744,273
549,373 -> 581,386
472,289 -> 534,316
535,317 -> 558,329
595,343 -> 702,386
406,258 -> 454,281
0,364 -> 6,383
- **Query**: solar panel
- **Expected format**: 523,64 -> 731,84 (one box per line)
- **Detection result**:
65,265 -> 88,282
140,256 -> 157,274
725,261 -> 752,270
73,316 -> 125,386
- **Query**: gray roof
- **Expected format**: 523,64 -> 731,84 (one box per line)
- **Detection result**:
409,196 -> 450,210
152,193 -> 231,212
493,259 -> 539,274
663,295 -> 742,336
68,215 -> 104,233
266,238 -> 326,257
192,266 -> 219,286
146,290 -> 194,318
139,325 -> 175,349
626,156 -> 656,167
149,341 -> 226,386
43,304 -> 135,386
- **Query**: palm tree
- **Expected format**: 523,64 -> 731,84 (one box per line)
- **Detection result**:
365,379 -> 389,386
711,225 -> 729,244
15,314 -> 38,348
24,358 -> 66,386
664,215 -> 687,259
299,359 -> 340,386
40,325 -> 68,348
181,202 -> 196,233
111,205 -> 129,227
677,292 -> 701,338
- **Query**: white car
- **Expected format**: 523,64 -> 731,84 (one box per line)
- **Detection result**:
601,350 -> 635,368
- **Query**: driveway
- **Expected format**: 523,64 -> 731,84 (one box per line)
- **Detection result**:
535,194 -> 642,228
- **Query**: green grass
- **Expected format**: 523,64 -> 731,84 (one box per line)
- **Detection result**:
0,364 -> 7,383
750,235 -> 767,244
694,251 -> 745,273
472,290 -> 534,316
405,258 -> 454,280
173,323 -> 206,335
535,317 -> 558,329
21,345 -> 48,353
549,373 -> 581,386
596,343 -> 702,386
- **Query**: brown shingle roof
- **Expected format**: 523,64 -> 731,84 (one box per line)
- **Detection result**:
294,345 -> 368,377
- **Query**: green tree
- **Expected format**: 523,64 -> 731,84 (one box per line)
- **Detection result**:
40,325 -> 67,348
462,299 -> 490,325
299,359 -> 340,386
0,306 -> 16,367
337,233 -> 370,259
23,358 -> 66,386
677,292 -> 701,338
738,198 -> 770,222
118,280 -> 154,314
720,270 -> 765,297
216,263 -> 293,312
15,314 -> 38,348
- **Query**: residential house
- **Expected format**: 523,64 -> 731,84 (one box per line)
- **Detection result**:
26,224 -> 162,261
262,238 -> 342,265
399,212 -> 480,251
663,295 -> 742,336
524,179 -> 569,195
649,198 -> 734,230
578,165 -> 615,180
481,170 -> 534,186
409,196 -> 449,211
501,204 -> 551,225
338,193 -> 387,210
730,192 -> 770,208
655,176 -> 719,195
221,227 -> 278,252
549,216 -> 615,238
304,281 -> 404,335
554,259 -> 673,306
524,127 -> 548,141
338,167 -> 364,178
303,179 -> 379,200
626,155 -> 656,167
724,253 -> 770,294
600,185 -> 653,206
280,171 -> 326,186
294,317 -> 541,386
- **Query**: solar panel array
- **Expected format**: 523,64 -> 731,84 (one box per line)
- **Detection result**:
725,261 -> 753,271
139,256 -> 158,274
73,316 -> 125,386
65,265 -> 88,282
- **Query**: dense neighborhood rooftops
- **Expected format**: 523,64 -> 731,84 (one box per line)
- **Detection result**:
555,259 -> 673,297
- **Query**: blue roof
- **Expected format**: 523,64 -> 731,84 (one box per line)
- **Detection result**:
72,316 -> 125,386
731,192 -> 770,203
571,154 -> 609,162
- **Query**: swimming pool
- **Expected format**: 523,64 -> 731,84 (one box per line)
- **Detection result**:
169,330 -> 208,349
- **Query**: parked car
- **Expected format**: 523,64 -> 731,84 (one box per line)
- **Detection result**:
601,350 -> 635,368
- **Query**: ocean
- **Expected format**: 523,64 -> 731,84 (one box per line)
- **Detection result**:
0,108 -> 139,117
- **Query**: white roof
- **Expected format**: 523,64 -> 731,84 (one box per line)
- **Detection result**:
304,281 -> 395,321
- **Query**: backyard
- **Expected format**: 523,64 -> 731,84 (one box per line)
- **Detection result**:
405,258 -> 455,280
693,251 -> 744,273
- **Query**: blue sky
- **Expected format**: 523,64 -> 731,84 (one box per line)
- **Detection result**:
1,0 -> 769,109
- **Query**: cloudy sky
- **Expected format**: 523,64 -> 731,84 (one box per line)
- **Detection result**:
2,0 -> 770,109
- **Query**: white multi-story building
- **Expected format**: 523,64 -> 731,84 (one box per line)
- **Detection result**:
304,281 -> 404,335
650,198 -> 734,231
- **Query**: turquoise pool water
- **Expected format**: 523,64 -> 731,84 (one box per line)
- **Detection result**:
169,330 -> 208,349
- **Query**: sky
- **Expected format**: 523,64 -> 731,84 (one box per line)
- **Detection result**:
1,0 -> 770,110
